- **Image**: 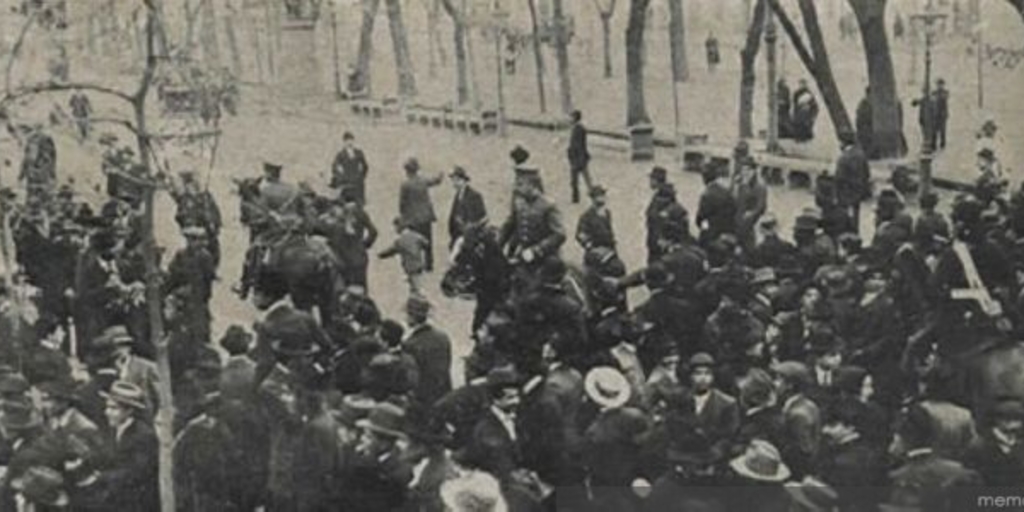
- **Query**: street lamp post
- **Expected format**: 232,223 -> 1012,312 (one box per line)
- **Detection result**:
910,7 -> 947,199
765,8 -> 780,154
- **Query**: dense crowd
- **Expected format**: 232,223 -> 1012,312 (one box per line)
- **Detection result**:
0,114 -> 1023,512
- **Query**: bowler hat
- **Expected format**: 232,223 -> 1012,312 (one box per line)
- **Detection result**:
356,402 -> 408,439
405,295 -> 432,318
485,366 -> 522,391
730,439 -> 791,483
343,131 -> 355,140
263,161 -> 283,174
450,166 -> 470,181
589,185 -> 607,198
101,381 -> 148,411
510,144 -> 530,165
219,325 -> 253,355
585,366 -> 632,409
649,166 -> 668,183
11,466 -> 69,507
404,157 -> 421,172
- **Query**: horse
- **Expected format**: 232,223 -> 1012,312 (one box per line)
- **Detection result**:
233,178 -> 342,324
442,223 -> 592,377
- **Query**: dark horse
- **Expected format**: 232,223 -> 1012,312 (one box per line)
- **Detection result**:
442,223 -> 591,378
234,177 -> 342,323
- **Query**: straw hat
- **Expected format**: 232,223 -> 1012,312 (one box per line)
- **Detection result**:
585,366 -> 632,409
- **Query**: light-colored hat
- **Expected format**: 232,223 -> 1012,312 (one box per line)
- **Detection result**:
440,470 -> 509,512
730,439 -> 791,483
585,366 -> 632,409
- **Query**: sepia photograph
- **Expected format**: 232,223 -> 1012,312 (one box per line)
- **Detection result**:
0,0 -> 1022,510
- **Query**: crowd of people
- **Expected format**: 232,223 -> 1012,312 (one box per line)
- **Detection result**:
0,112 -> 1023,512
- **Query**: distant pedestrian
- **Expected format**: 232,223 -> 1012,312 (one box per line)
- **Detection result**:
705,32 -> 720,73
331,131 -> 370,205
399,157 -> 443,272
567,110 -> 593,204
69,92 -> 92,141
379,217 -> 429,299
778,79 -> 792,139
447,166 -> 487,248
792,80 -> 819,142
835,131 -> 872,235
933,79 -> 949,150
856,87 -> 874,157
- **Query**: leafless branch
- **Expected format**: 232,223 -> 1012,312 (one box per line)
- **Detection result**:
0,82 -> 135,109
766,0 -> 817,70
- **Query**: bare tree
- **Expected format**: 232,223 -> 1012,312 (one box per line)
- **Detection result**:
768,0 -> 854,140
849,0 -> 905,158
591,0 -> 617,78
739,0 -> 767,138
385,0 -> 417,97
439,0 -> 470,105
551,0 -> 573,114
626,0 -> 651,125
353,0 -> 381,95
527,0 -> 548,112
667,0 -> 688,82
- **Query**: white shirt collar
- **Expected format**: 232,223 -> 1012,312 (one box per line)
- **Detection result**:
490,405 -> 517,442
116,418 -> 135,442
694,391 -> 711,414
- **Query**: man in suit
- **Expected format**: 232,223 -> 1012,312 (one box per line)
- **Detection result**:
331,131 -> 370,204
696,167 -> 738,245
575,185 -> 616,252
964,399 -> 1024,487
567,110 -> 593,203
399,158 -> 443,272
101,381 -> 159,512
645,168 -> 688,264
835,131 -> 871,235
467,367 -> 523,479
403,296 -> 453,408
665,353 -> 740,465
884,404 -> 981,512
771,361 -> 822,479
819,399 -> 885,512
91,325 -> 161,415
447,166 -> 487,249
311,190 -> 378,288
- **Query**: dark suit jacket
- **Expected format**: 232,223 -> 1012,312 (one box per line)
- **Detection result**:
469,410 -> 520,479
105,419 -> 160,512
666,388 -> 740,461
568,123 -> 590,170
312,208 -> 378,271
964,433 -> 1024,487
835,145 -> 871,207
696,182 -> 737,241
448,185 -> 487,243
885,451 -> 981,512
518,366 -> 585,484
780,394 -> 822,478
403,323 -> 453,407
576,205 -> 615,250
400,174 -> 443,226
331,147 -> 369,195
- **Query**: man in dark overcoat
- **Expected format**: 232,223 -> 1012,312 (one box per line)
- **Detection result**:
402,296 -> 453,408
399,158 -> 443,272
567,110 -> 593,204
835,131 -> 872,235
330,131 -> 370,204
575,185 -> 616,252
447,166 -> 487,249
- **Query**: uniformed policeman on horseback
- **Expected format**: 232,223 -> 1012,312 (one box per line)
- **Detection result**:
498,165 -> 566,270
235,161 -> 301,298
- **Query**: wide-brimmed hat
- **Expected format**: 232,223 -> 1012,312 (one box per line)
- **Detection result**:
449,166 -> 470,181
263,161 -> 283,174
585,366 -> 632,409
0,400 -> 41,431
11,466 -> 69,507
101,381 -> 148,411
730,439 -> 791,482
356,402 -> 408,439
327,393 -> 376,428
440,470 -> 509,512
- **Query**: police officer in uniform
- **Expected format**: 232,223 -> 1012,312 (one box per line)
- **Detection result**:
498,166 -> 566,268
171,170 -> 222,267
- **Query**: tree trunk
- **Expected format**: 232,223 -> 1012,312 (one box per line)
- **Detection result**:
626,0 -> 652,125
528,0 -> 548,112
439,0 -> 469,105
739,0 -> 767,138
796,0 -> 853,138
552,0 -> 574,114
667,0 -> 688,82
385,0 -> 417,97
426,0 -> 439,77
600,14 -> 613,77
224,2 -> 243,75
199,0 -> 220,66
849,0 -> 904,158
354,0 -> 381,94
